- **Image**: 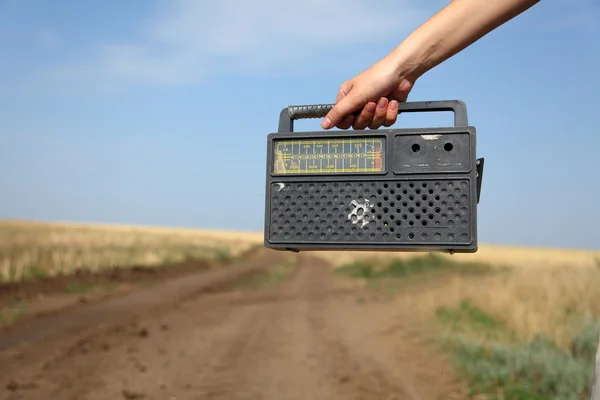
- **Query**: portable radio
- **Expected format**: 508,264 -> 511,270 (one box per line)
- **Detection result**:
264,100 -> 484,254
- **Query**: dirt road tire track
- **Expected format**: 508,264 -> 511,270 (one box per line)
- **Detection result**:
1,251 -> 469,400
0,248 -> 288,351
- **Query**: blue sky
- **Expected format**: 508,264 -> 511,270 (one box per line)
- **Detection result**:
1,0 -> 599,250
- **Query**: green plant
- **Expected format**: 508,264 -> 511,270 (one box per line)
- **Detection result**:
256,261 -> 295,288
334,261 -> 374,278
437,299 -> 505,332
437,303 -> 599,399
213,248 -> 232,263
335,253 -> 490,281
234,261 -> 296,290
64,282 -> 94,294
570,320 -> 600,362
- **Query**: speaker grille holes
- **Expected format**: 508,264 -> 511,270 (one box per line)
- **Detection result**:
269,180 -> 472,244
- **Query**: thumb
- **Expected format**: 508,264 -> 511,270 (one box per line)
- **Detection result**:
321,93 -> 363,130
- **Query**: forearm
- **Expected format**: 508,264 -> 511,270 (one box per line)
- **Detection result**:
391,0 -> 540,79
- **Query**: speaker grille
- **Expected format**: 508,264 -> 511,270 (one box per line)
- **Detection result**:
268,180 -> 473,244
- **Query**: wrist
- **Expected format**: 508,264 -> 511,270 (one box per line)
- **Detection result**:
387,41 -> 431,84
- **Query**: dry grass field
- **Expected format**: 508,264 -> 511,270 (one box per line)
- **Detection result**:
315,244 -> 600,269
333,252 -> 600,398
392,263 -> 600,349
0,219 -> 264,282
320,244 -> 600,352
2,219 -> 598,283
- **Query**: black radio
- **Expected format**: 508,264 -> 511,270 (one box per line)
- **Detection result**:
264,100 -> 484,254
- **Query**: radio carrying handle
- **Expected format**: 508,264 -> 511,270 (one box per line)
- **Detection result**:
278,100 -> 469,133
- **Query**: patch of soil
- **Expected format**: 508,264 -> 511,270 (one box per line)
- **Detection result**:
0,247 -> 291,351
0,251 -> 471,400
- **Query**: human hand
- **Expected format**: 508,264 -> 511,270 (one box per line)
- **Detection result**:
321,55 -> 417,131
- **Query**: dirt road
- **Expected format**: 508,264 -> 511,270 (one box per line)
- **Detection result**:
0,249 -> 468,400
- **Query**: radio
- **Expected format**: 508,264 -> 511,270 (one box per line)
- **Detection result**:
264,100 -> 484,254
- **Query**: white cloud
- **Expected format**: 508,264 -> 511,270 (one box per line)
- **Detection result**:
28,0 -> 600,89
49,0 -> 433,86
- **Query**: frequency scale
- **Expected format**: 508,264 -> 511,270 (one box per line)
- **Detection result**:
264,100 -> 484,254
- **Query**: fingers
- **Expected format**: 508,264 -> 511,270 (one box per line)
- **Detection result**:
331,80 -> 355,129
368,98 -> 388,129
351,102 -> 377,130
383,100 -> 398,127
321,91 -> 364,130
321,79 -> 401,130
353,98 -> 399,130
328,99 -> 399,130
336,115 -> 355,130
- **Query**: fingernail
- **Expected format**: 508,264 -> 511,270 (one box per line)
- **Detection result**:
390,100 -> 398,110
321,117 -> 332,129
378,98 -> 387,108
366,102 -> 377,112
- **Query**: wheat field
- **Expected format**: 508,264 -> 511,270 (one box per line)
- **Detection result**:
1,219 -> 599,284
387,264 -> 600,349
314,244 -> 600,269
0,220 -> 264,282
